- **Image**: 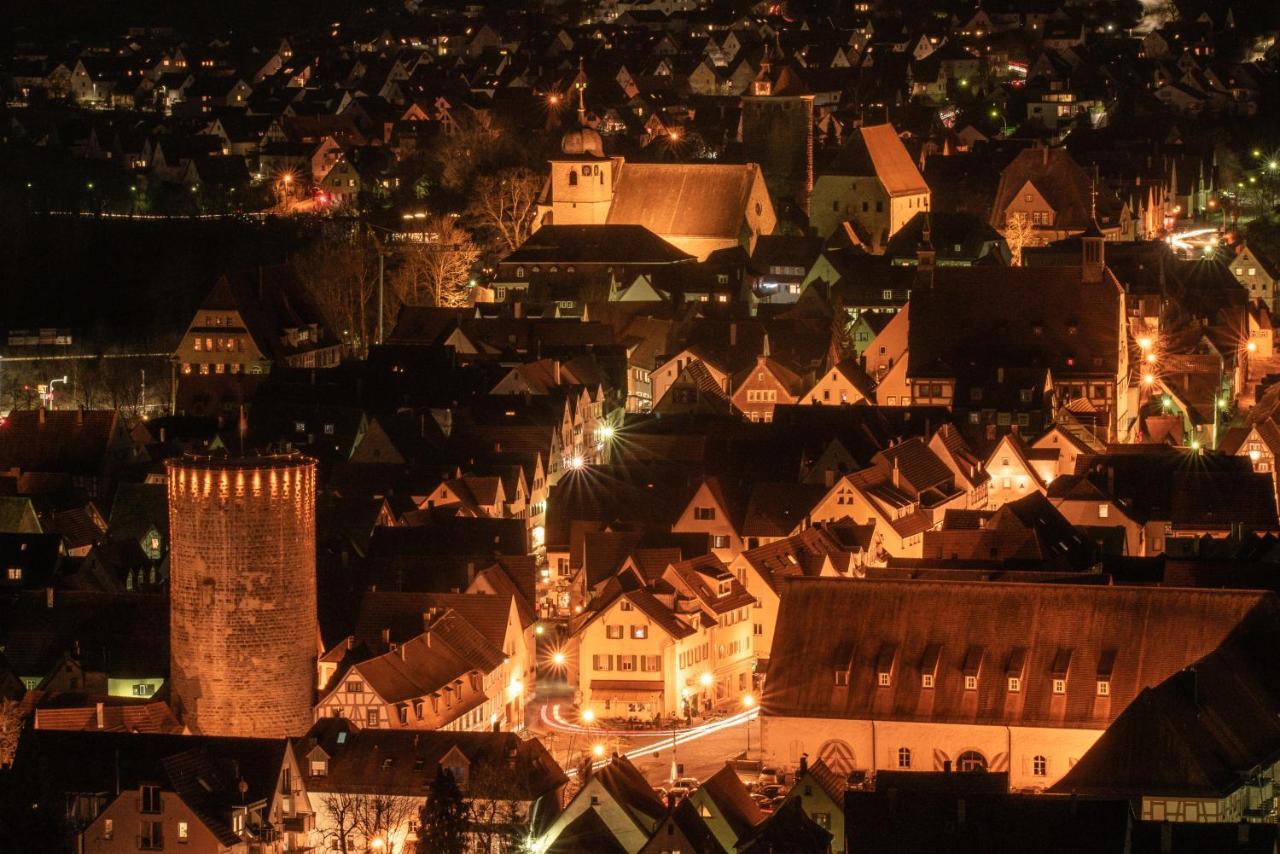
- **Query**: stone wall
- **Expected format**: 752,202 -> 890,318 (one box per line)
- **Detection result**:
167,454 -> 317,737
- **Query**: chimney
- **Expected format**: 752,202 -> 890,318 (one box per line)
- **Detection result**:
553,360 -> 561,385
38,407 -> 46,426
466,561 -> 476,585
762,333 -> 771,359
943,759 -> 952,774
799,754 -> 809,775
45,587 -> 54,609
96,702 -> 105,730
1042,145 -> 1049,166
513,301 -> 523,319
729,322 -> 737,347
159,427 -> 166,443
892,456 -> 900,489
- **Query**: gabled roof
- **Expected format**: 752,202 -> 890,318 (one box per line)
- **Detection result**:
0,409 -> 122,476
301,717 -> 566,798
608,162 -> 768,241
697,763 -> 765,844
504,225 -> 694,266
823,123 -> 928,196
764,578 -> 1271,729
1051,610 -> 1280,799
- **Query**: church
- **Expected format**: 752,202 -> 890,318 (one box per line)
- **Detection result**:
535,85 -> 776,262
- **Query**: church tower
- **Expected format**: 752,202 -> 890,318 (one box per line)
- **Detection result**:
546,59 -> 616,226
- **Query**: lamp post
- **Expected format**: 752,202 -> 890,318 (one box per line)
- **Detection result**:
742,694 -> 756,757
45,375 -> 69,410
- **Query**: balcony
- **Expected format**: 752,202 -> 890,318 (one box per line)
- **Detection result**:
283,813 -> 316,833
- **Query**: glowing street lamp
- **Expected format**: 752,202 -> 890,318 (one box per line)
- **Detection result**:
581,709 -> 595,724
1137,336 -> 1152,351
592,743 -> 605,758
552,651 -> 566,666
1248,340 -> 1259,353
1142,373 -> 1155,386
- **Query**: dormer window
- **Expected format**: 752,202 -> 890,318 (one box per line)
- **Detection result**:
1051,647 -> 1072,695
876,642 -> 897,688
310,758 -> 327,776
717,579 -> 731,597
834,668 -> 849,687
920,643 -> 940,689
1096,649 -> 1115,697
1005,647 -> 1026,693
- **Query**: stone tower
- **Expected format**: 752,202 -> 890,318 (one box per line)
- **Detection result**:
166,452 -> 317,737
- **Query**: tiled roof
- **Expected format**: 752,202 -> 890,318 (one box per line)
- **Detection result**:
825,123 -> 928,196
504,225 -> 695,265
608,162 -> 766,241
698,762 -> 764,844
0,409 -> 121,475
301,717 -> 566,799
764,578 -> 1270,728
33,700 -> 183,734
1051,610 -> 1280,799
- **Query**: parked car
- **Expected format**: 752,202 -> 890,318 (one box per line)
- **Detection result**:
674,776 -> 701,791
758,767 -> 780,786
756,784 -> 785,800
667,784 -> 695,800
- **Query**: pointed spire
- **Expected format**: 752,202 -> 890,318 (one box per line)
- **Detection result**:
575,55 -> 587,127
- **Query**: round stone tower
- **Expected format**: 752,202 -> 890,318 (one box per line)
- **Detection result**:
166,452 -> 317,737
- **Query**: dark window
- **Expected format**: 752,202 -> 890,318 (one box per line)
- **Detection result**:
568,171 -> 578,186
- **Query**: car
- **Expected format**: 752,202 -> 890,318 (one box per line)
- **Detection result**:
752,794 -> 777,813
756,784 -> 785,800
674,776 -> 701,792
666,784 -> 694,801
758,767 -> 780,786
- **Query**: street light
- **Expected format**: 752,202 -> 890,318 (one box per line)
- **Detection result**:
581,709 -> 595,724
552,651 -> 566,666
592,743 -> 605,759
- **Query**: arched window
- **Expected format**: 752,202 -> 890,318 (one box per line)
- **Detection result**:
956,751 -> 987,772
568,170 -> 578,187
582,164 -> 593,177
1032,755 -> 1047,777
897,747 -> 911,769
516,266 -> 525,279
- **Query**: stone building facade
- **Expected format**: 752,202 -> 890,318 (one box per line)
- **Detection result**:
167,453 -> 317,737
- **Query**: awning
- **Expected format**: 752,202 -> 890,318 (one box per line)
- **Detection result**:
591,679 -> 664,697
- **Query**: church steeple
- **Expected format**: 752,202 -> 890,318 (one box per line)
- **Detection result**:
574,55 -> 588,127
1082,167 -> 1105,283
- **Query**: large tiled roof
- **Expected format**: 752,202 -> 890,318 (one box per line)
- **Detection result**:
504,225 -> 694,265
0,409 -> 121,475
907,266 -> 1121,379
608,162 -> 765,240
1051,610 -> 1280,799
764,578 -> 1271,729
301,717 -> 566,798
823,123 -> 928,196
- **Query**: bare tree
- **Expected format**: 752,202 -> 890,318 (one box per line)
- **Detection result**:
293,230 -> 382,358
465,764 -> 532,854
318,791 -> 359,854
318,791 -> 419,854
391,217 -> 480,308
0,698 -> 24,768
1005,211 -> 1034,267
467,168 -> 544,254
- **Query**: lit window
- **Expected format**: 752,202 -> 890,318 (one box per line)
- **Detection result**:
1053,678 -> 1067,695
1032,755 -> 1047,776
1097,680 -> 1110,696
178,822 -> 189,842
104,819 -> 113,840
877,672 -> 891,687
1098,504 -> 1109,519
6,567 -> 20,581
964,675 -> 978,691
1008,677 -> 1021,693
922,673 -> 934,689
631,625 -> 648,639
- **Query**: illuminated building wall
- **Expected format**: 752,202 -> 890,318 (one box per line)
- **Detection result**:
166,453 -> 317,737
